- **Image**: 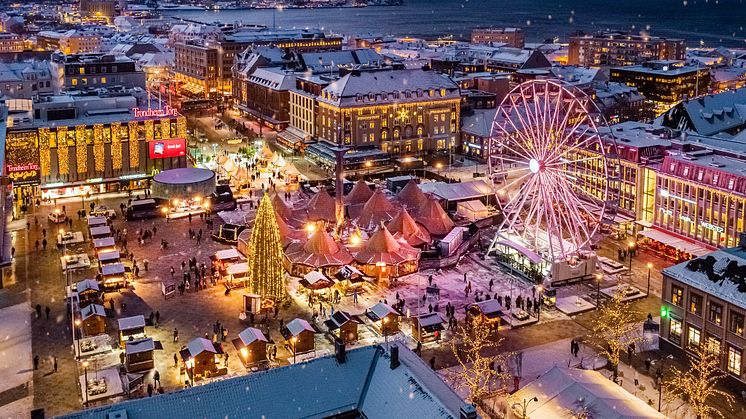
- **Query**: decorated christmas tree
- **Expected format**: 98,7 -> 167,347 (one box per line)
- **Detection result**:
248,194 -> 286,301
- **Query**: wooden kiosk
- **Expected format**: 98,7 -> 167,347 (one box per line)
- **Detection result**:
324,311 -> 363,344
125,338 -> 155,372
232,327 -> 269,367
411,312 -> 445,343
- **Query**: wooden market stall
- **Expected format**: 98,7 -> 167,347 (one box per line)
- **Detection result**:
225,262 -> 249,288
100,262 -> 127,290
232,327 -> 269,367
80,304 -> 106,336
180,337 -> 225,379
467,299 -> 503,333
281,318 -> 317,355
97,250 -> 121,267
125,338 -> 155,372
412,312 -> 445,344
75,279 -> 102,308
93,237 -> 117,253
364,303 -> 402,336
89,225 -> 112,240
118,315 -> 146,344
212,248 -> 245,275
324,311 -> 363,344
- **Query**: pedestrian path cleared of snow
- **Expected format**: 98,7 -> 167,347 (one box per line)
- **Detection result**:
0,302 -> 33,417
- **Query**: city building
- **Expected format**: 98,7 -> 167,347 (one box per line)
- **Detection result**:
568,31 -> 685,67
660,242 -> 746,386
0,32 -> 24,54
658,87 -> 746,137
175,29 -> 342,99
37,30 -> 102,55
593,82 -> 652,124
314,69 -> 460,157
4,90 -> 187,201
471,27 -> 525,48
0,61 -> 54,99
59,344 -> 474,419
610,61 -> 710,111
460,108 -> 497,159
236,67 -> 296,130
50,53 -> 146,92
79,0 -> 117,22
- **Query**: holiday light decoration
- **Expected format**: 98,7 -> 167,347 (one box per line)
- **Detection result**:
57,127 -> 69,175
487,79 -> 618,261
177,116 -> 187,138
248,194 -> 286,301
39,128 -> 50,176
128,121 -> 139,169
75,125 -> 87,174
160,118 -> 170,139
93,124 -> 104,172
144,119 -> 154,141
111,122 -> 122,170
591,291 -> 642,382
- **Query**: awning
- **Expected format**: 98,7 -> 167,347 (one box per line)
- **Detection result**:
495,239 -> 543,264
638,228 -> 711,256
226,262 -> 248,276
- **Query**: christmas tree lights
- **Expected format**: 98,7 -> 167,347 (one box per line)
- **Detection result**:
57,127 -> 69,175
111,122 -> 122,170
128,121 -> 139,169
248,194 -> 286,301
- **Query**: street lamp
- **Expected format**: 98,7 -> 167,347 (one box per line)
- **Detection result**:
435,162 -> 443,176
514,396 -> 538,419
627,241 -> 635,272
536,285 -> 543,321
382,317 -> 389,348
365,160 -> 372,177
74,319 -> 82,358
646,262 -> 653,297
82,360 -> 89,406
595,273 -> 603,309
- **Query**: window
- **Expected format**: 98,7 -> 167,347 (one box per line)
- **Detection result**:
671,285 -> 683,306
417,126 -> 423,136
381,130 -> 387,140
713,173 -> 719,185
101,77 -> 107,84
706,335 -> 721,354
669,317 -> 682,344
369,122 -> 374,129
709,302 -> 723,326
729,346 -> 742,375
71,78 -> 77,86
730,312 -> 744,335
688,325 -> 701,347
79,67 -> 84,75
689,293 -> 702,315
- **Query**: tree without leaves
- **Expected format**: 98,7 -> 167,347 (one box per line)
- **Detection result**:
666,343 -> 734,419
590,291 -> 643,382
449,315 -> 512,404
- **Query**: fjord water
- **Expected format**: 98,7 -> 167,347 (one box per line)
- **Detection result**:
165,0 -> 746,46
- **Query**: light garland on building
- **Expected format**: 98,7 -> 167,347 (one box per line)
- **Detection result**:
144,120 -> 154,141
39,128 -> 50,176
248,194 -> 286,301
57,127 -> 69,175
128,121 -> 139,169
177,116 -> 187,138
160,118 -> 170,139
93,124 -> 104,172
75,125 -> 87,174
111,122 -> 122,170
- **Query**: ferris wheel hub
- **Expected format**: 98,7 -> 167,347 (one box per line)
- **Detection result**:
529,158 -> 541,174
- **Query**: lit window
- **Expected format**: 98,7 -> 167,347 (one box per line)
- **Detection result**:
729,346 -> 742,375
689,293 -> 702,315
71,78 -> 77,86
79,68 -> 84,75
709,302 -> 723,326
669,317 -> 682,344
730,312 -> 744,335
101,77 -> 107,84
706,335 -> 721,354
688,325 -> 701,347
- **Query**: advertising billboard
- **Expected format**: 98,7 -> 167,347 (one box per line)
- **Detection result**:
149,138 -> 186,159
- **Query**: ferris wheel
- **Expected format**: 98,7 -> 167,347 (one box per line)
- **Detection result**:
487,80 -> 619,261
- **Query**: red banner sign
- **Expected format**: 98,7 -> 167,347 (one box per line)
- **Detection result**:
149,138 -> 186,159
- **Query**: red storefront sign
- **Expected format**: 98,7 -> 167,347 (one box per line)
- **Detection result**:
149,138 -> 186,159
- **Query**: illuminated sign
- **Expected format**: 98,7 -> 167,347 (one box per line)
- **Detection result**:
148,138 -> 186,159
659,189 -> 695,204
700,221 -> 724,233
132,105 -> 178,119
119,173 -> 147,180
6,163 -> 40,185
680,215 -> 692,222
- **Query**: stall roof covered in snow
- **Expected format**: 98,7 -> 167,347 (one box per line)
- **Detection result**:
125,338 -> 155,355
86,216 -> 107,227
59,345 -> 467,419
418,180 -> 494,202
187,338 -> 219,356
81,304 -> 106,320
366,302 -> 402,322
101,263 -> 125,276
90,226 -> 111,236
75,278 -> 100,293
509,365 -> 665,419
215,248 -> 243,261
238,327 -> 268,345
118,315 -> 145,331
93,237 -> 115,248
285,318 -> 315,337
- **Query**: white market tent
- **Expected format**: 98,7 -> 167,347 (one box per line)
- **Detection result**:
509,366 -> 665,419
215,248 -> 244,261
456,199 -> 489,221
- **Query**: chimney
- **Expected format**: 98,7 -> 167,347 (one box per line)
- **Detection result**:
389,344 -> 400,369
334,338 -> 346,364
739,232 -> 746,250
459,404 -> 477,419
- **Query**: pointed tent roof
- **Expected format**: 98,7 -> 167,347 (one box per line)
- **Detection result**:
354,223 -> 420,266
345,179 -> 374,205
272,193 -> 293,221
416,197 -> 455,237
397,180 -> 427,211
387,208 -> 431,247
306,188 -> 337,223
355,189 -> 398,230
273,154 -> 286,167
282,161 -> 302,177
285,227 -> 353,268
260,145 -> 273,160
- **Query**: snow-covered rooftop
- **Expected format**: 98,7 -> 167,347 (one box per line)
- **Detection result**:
286,318 -> 315,337
117,315 -> 145,331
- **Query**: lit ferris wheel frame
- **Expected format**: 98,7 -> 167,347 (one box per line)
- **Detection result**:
487,80 -> 619,262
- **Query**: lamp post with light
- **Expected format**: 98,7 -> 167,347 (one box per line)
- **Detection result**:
435,162 -> 443,177
627,241 -> 635,272
82,360 -> 89,406
646,262 -> 653,296
536,285 -> 543,321
513,396 -> 538,419
595,273 -> 603,309
291,336 -> 297,364
365,160 -> 372,178
382,316 -> 389,348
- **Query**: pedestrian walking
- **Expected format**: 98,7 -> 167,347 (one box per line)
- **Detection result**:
147,383 -> 154,397
153,370 -> 160,387
174,353 -> 178,367
33,355 -> 39,370
155,311 -> 160,326
53,356 -> 57,372
645,357 -> 651,372
35,304 -> 41,319
45,306 -> 50,320
173,328 -> 179,343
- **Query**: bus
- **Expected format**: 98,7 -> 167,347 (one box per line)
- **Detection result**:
180,99 -> 215,112
126,199 -> 159,220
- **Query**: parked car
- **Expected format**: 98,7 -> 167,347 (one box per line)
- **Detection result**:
48,211 -> 67,224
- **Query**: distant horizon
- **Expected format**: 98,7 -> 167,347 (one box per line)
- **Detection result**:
163,0 -> 746,47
